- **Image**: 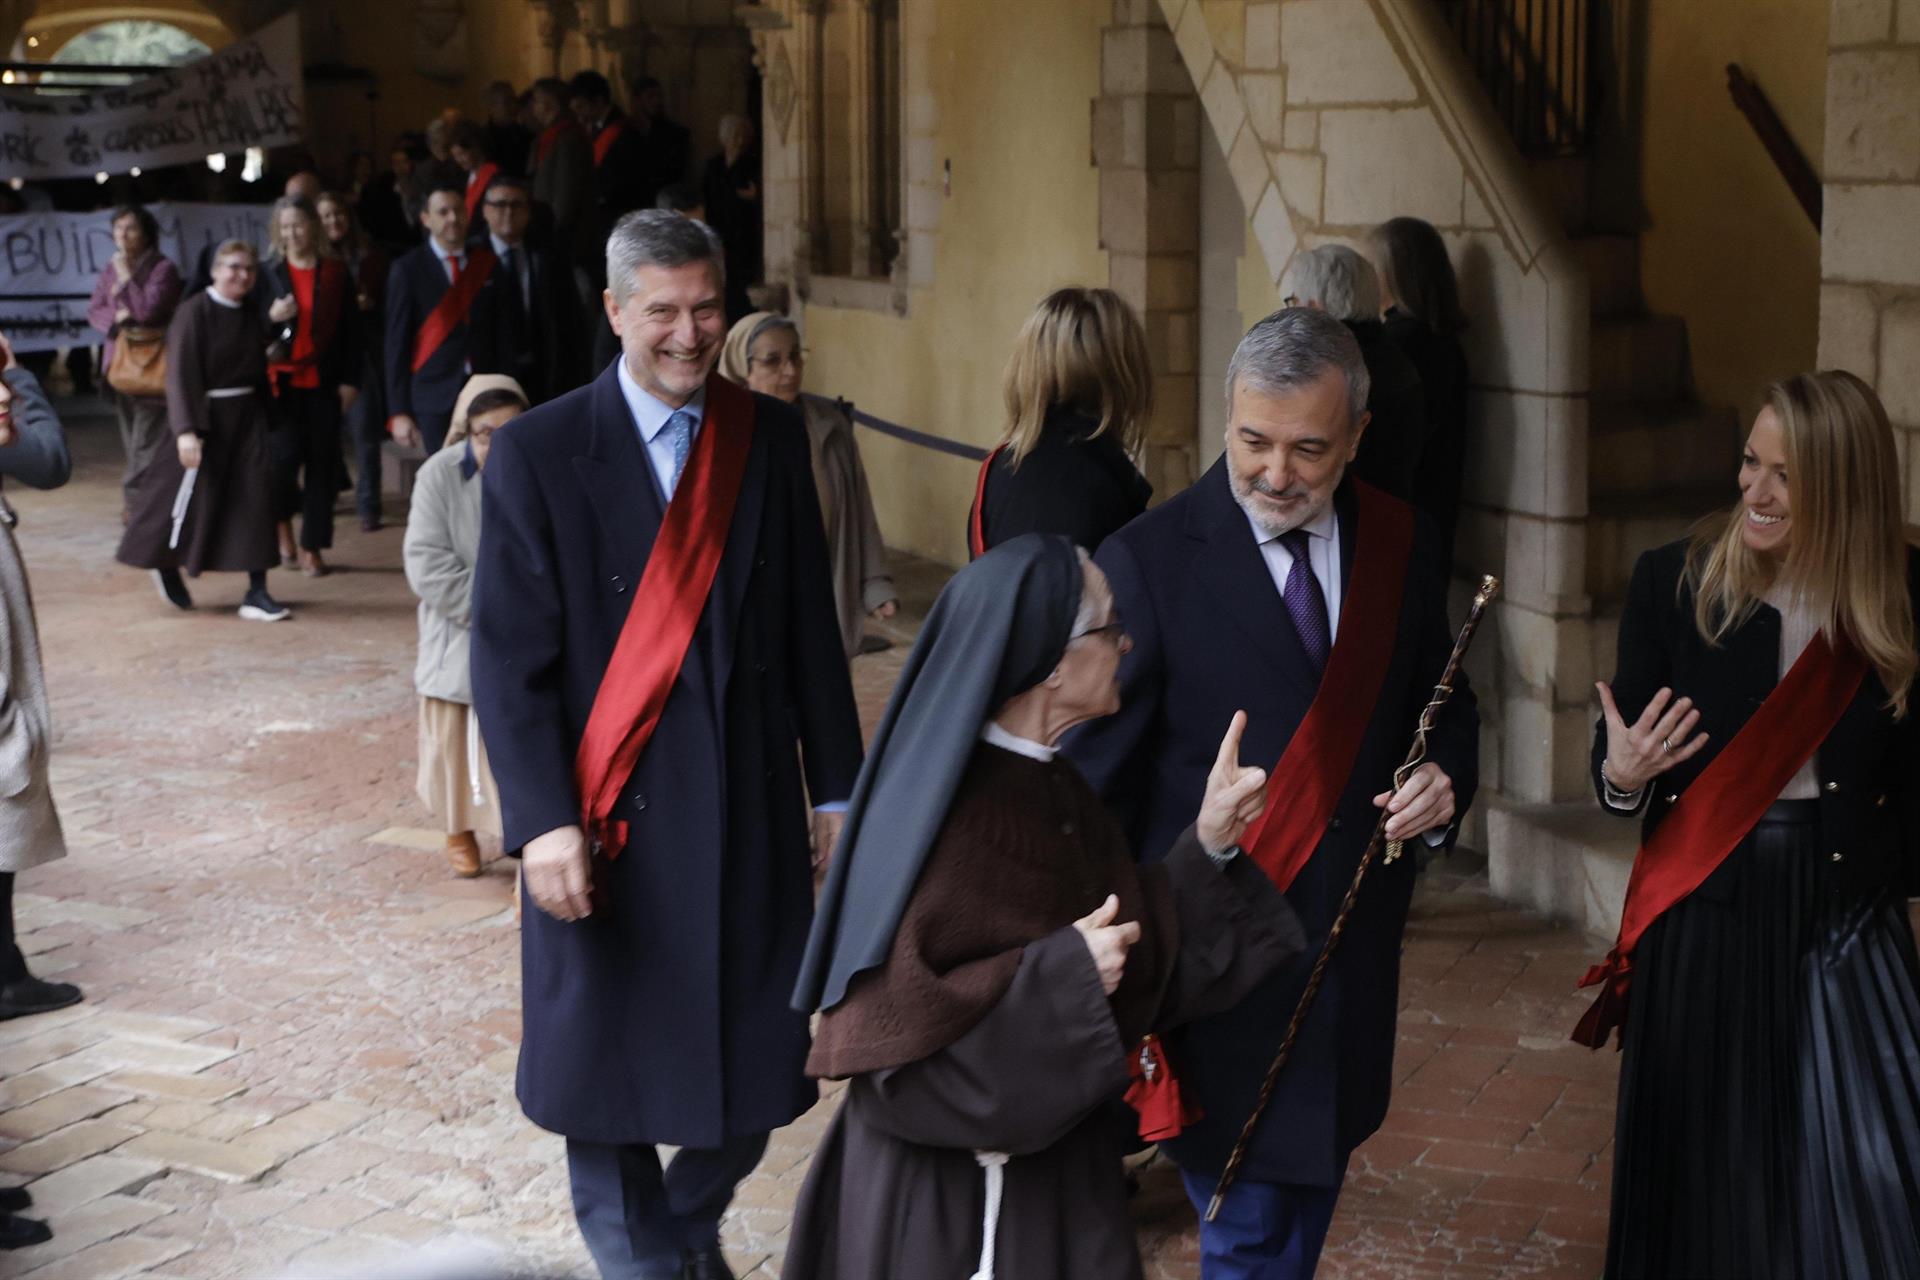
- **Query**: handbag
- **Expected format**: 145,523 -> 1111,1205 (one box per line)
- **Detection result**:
106,325 -> 167,398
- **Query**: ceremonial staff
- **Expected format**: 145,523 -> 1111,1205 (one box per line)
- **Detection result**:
1206,573 -> 1502,1222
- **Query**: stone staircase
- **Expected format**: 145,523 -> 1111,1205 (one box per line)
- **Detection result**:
1484,188 -> 1744,938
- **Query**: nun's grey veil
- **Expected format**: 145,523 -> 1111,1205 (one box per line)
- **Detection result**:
792,534 -> 1085,1014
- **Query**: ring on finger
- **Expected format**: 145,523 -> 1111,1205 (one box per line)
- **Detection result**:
1661,737 -> 1672,753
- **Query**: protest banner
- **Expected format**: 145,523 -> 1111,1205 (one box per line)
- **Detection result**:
0,203 -> 273,352
0,13 -> 303,184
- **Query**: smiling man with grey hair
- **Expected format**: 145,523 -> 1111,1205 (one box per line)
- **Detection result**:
1064,304 -> 1478,1279
1280,244 -> 1428,502
472,207 -> 863,1280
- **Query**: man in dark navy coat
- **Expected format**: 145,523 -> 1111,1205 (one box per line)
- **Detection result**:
466,172 -> 587,404
471,211 -> 862,1280
385,176 -> 511,453
1065,307 -> 1478,1279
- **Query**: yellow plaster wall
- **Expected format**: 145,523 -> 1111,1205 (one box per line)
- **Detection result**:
1639,0 -> 1827,411
799,0 -> 1112,568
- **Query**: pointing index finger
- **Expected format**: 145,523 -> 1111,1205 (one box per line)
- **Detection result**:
1217,710 -> 1249,773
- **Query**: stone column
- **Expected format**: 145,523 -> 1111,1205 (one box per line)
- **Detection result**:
1818,0 -> 1920,519
1095,0 -> 1202,497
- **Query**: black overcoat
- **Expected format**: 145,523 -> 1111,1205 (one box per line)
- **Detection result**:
1593,539 -> 1920,897
470,363 -> 864,1147
969,406 -> 1152,557
1063,464 -> 1479,1187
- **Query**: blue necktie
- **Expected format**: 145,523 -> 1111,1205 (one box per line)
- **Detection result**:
663,410 -> 695,497
1279,529 -> 1331,676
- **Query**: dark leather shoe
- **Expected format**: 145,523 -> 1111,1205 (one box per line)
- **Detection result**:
0,977 -> 83,1021
681,1247 -> 735,1280
0,1212 -> 51,1249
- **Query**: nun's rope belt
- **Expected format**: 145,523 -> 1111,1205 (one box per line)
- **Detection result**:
968,1150 -> 1010,1280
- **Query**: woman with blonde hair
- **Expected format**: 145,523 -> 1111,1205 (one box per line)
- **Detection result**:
1582,369 -> 1920,1277
255,194 -> 361,575
967,287 -> 1154,558
721,312 -> 896,660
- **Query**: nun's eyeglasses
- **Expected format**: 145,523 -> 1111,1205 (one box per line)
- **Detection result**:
1070,621 -> 1129,648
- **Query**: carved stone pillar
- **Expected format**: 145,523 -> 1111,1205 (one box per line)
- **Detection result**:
1095,4 -> 1201,495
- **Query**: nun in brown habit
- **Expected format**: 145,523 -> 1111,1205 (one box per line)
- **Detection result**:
720,312 -> 897,659
786,534 -> 1303,1280
116,240 -> 288,621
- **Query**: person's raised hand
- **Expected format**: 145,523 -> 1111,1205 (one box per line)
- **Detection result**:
111,252 -> 131,284
389,414 -> 420,448
176,433 -> 203,470
268,294 -> 298,324
1595,683 -> 1709,795
1198,710 -> 1268,856
1373,762 -> 1457,842
523,824 -> 594,922
1072,894 -> 1140,996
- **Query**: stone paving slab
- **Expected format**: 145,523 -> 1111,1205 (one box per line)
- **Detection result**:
0,403 -> 1628,1277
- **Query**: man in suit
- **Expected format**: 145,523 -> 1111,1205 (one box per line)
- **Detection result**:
528,77 -> 593,278
1065,307 -> 1478,1279
385,176 -> 508,453
471,210 -> 862,1280
631,77 -> 693,210
569,71 -> 650,289
468,173 -> 587,402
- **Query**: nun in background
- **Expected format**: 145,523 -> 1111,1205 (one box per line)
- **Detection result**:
785,534 -> 1304,1280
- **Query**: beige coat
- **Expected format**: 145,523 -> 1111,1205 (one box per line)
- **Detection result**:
403,376 -> 524,705
0,519 -> 65,873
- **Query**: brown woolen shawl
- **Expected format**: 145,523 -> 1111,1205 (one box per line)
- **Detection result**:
806,743 -> 1179,1079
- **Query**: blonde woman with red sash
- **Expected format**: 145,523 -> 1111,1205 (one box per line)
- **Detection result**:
1581,370 -> 1920,1278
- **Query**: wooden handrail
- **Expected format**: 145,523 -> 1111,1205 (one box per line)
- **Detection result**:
1726,63 -> 1821,230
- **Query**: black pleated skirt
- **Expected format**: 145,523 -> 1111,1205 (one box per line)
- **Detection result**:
1607,806 -> 1920,1278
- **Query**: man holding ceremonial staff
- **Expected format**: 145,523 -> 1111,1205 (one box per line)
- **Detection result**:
1580,369 -> 1920,1279
471,210 -> 862,1280
1066,307 -> 1479,1278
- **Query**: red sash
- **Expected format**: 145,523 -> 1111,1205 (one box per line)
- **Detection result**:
534,120 -> 577,168
1571,633 -> 1868,1049
967,446 -> 1004,560
592,120 -> 626,167
410,248 -> 497,375
573,375 -> 757,860
464,163 -> 500,220
1240,483 -> 1415,892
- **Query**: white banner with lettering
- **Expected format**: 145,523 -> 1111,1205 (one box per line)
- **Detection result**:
0,203 -> 272,352
0,13 -> 303,184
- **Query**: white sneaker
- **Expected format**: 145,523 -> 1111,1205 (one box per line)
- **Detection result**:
238,587 -> 291,622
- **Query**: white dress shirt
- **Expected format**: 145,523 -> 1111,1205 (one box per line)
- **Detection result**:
1245,501 -> 1343,639
615,356 -> 705,503
428,236 -> 467,282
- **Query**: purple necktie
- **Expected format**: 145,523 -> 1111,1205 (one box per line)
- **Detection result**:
1278,529 -> 1331,675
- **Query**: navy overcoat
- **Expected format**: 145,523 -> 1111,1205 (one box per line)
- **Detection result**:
385,245 -> 511,449
471,362 -> 863,1148
1064,464 -> 1479,1188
